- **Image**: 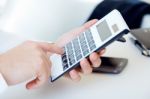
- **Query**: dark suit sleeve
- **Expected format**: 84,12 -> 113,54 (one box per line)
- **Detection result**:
87,1 -> 150,29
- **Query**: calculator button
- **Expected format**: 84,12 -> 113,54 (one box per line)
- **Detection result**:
80,40 -> 86,46
63,29 -> 97,71
81,44 -> 88,51
85,30 -> 92,38
88,40 -> 95,45
68,52 -> 74,58
79,34 -> 86,41
72,38 -> 83,60
66,42 -> 73,50
90,44 -> 96,51
76,54 -> 83,61
85,35 -> 96,51
68,54 -> 76,66
62,55 -> 69,71
69,58 -> 76,66
63,65 -> 69,71
83,49 -> 89,56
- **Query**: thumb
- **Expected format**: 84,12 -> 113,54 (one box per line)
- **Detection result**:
26,61 -> 50,90
82,19 -> 98,30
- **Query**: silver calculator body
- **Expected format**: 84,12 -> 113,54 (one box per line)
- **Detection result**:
50,9 -> 130,82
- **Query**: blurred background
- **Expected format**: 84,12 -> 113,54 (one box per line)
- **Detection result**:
0,0 -> 148,41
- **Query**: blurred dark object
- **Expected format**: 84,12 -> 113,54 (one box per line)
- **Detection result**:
93,57 -> 128,74
117,37 -> 126,42
88,0 -> 150,29
107,0 -> 139,3
130,28 -> 150,57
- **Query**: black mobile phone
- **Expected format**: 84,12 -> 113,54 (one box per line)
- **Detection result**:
93,57 -> 128,74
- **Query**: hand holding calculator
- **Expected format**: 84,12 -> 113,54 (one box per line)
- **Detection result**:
50,9 -> 130,82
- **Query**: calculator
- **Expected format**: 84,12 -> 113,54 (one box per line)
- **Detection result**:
50,9 -> 130,82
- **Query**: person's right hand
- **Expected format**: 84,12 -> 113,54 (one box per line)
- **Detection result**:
0,41 -> 63,90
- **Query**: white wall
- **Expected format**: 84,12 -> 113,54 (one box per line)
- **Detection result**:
0,0 -> 7,14
0,0 -> 102,41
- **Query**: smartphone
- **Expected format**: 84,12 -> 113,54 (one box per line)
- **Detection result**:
50,9 -> 130,82
93,57 -> 128,74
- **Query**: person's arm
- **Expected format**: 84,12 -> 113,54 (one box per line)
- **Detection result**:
0,31 -> 24,93
0,41 -> 63,90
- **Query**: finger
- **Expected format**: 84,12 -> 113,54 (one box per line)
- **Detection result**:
64,68 -> 81,78
64,73 -> 70,79
69,69 -> 81,82
26,75 -> 48,90
81,19 -> 98,31
89,52 -> 102,68
67,19 -> 99,37
80,58 -> 93,74
26,72 -> 49,90
26,77 -> 42,90
55,19 -> 99,47
26,61 -> 49,90
100,49 -> 106,55
37,42 -> 64,54
97,49 -> 106,56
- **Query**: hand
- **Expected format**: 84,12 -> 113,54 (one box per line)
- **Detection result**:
0,41 -> 63,89
55,19 -> 106,82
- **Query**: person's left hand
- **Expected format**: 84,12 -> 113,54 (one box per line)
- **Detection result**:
55,19 -> 106,82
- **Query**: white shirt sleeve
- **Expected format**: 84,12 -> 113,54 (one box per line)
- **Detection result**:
0,73 -> 8,93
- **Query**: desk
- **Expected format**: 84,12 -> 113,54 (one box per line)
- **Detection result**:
0,34 -> 150,99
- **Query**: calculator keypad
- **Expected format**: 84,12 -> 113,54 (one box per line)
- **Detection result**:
62,29 -> 97,71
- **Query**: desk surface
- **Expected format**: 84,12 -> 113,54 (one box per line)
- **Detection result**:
0,34 -> 150,99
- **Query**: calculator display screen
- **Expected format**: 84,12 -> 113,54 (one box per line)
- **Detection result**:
96,20 -> 112,41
